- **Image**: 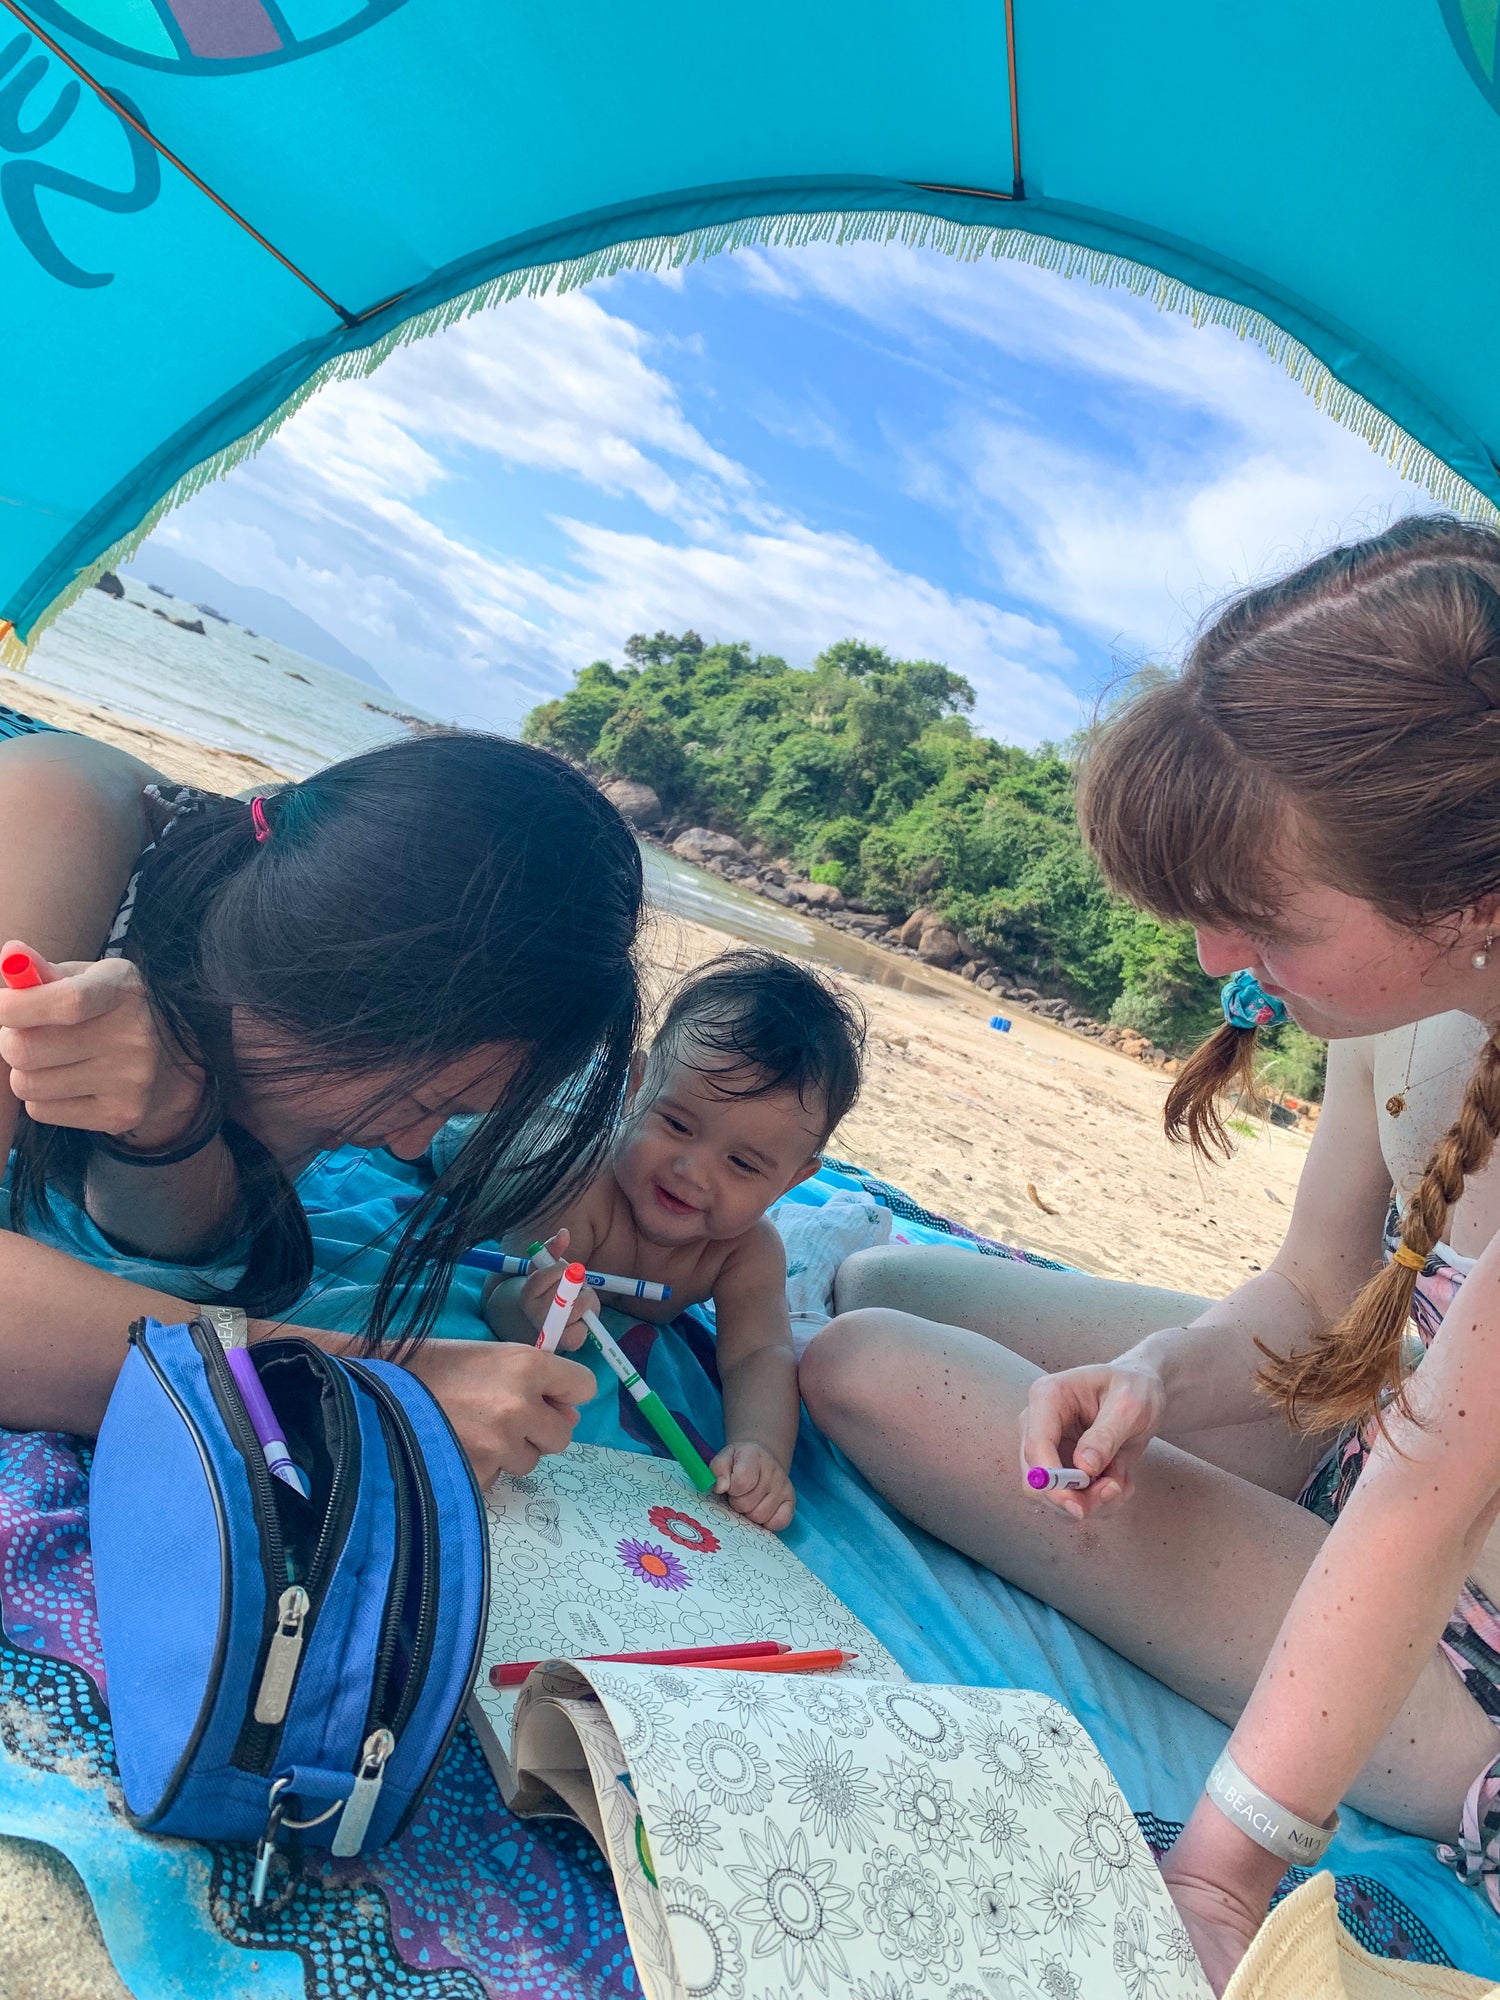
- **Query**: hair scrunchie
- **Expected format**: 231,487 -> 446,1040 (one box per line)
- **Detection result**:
1221,968 -> 1287,1031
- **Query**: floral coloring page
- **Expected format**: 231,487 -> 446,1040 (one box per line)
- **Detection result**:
472,1444 -> 904,1749
573,1665 -> 1211,2000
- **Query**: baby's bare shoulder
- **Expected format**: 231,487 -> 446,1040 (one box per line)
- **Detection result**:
712,1217 -> 787,1297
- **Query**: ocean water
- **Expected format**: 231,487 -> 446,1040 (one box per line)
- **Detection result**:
16,583 -> 436,777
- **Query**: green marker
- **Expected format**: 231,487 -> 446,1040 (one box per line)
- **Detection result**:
528,1243 -> 717,1493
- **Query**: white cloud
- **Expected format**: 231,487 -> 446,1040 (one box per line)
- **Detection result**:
150,275 -> 1079,741
144,236 -> 1431,748
733,240 -> 1428,654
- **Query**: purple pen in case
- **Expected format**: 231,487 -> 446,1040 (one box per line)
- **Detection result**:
226,1347 -> 311,1500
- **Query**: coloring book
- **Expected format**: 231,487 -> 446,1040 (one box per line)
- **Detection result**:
467,1448 -> 1210,1999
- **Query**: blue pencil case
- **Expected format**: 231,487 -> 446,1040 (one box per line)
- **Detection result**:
90,1317 -> 488,1898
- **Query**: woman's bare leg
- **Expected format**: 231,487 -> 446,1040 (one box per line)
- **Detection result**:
800,1309 -> 1500,1836
833,1245 -> 1324,1497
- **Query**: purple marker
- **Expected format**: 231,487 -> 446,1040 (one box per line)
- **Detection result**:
1026,1465 -> 1091,1493
227,1348 -> 311,1500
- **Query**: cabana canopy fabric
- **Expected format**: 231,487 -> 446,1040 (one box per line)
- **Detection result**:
2,0 -> 1499,658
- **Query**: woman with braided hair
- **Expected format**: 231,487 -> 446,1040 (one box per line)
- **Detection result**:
801,515 -> 1500,1988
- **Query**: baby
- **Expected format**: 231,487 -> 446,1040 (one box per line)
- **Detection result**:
484,949 -> 865,1531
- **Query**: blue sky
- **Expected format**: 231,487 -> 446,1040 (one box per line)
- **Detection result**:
142,238 -> 1428,746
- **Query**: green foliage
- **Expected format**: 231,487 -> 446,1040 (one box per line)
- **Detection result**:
1258,1023 -> 1328,1103
526,630 -> 1327,1090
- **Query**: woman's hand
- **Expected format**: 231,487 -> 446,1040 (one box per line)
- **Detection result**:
1019,1354 -> 1168,1519
407,1337 -> 597,1487
1159,1865 -> 1264,1997
0,942 -> 206,1146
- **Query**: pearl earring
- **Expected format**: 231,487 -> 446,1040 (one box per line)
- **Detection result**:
1475,934 -> 1494,970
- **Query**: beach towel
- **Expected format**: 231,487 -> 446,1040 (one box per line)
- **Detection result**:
0,1150 -> 1492,1995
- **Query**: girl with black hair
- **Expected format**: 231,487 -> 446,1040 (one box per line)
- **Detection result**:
0,721 -> 643,1486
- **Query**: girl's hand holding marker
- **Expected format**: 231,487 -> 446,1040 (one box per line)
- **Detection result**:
1019,1355 -> 1165,1518
0,940 -> 208,1149
536,1260 -> 588,1352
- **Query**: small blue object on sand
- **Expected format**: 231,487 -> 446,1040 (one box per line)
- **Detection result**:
989,1015 -> 1011,1032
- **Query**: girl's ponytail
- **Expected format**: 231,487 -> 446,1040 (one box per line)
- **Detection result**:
1262,1033 -> 1500,1435
1163,970 -> 1285,1161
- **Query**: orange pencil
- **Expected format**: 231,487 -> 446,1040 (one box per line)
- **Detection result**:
687,1648 -> 858,1674
1,950 -> 44,991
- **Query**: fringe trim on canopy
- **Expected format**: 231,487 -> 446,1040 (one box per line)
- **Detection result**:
7,206 -> 1495,670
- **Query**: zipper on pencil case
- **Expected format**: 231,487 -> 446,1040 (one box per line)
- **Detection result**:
340,1359 -> 487,1851
187,1327 -> 361,1775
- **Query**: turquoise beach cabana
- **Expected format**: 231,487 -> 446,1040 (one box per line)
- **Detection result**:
2,1 -> 1500,662
7,7 -> 1500,1996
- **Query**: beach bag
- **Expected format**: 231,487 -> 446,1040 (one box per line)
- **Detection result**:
90,1316 -> 488,1895
1223,1873 -> 1500,2000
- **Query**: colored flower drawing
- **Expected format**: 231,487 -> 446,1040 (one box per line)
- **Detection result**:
648,1504 -> 722,1552
859,1845 -> 963,1980
617,1537 -> 691,1590
777,1731 -> 882,1852
728,1820 -> 860,1992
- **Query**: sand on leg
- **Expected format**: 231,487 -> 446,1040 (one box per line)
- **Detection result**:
800,1307 -> 1500,1837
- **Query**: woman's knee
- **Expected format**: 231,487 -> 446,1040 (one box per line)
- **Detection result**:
799,1308 -> 911,1435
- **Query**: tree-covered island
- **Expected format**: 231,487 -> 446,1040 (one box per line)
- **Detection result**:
524,629 -> 1325,1101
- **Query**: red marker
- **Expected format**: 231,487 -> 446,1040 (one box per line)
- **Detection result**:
490,1639 -> 788,1688
1,950 -> 45,991
537,1261 -> 587,1352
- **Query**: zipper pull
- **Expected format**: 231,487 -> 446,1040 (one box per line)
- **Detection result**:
250,1787 -> 288,1907
331,1728 -> 396,1857
253,1587 -> 310,1725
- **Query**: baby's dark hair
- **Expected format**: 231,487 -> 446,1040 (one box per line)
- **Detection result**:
653,950 -> 865,1143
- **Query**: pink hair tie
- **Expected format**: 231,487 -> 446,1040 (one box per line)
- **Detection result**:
250,796 -> 272,844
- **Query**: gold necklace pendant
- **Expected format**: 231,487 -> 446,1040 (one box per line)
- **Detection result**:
1386,1092 -> 1407,1118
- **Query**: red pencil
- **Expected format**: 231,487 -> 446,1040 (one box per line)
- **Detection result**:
490,1639 -> 789,1689
685,1648 -> 858,1675
1,951 -> 44,991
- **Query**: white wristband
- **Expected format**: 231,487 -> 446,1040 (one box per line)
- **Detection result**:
1204,1750 -> 1338,1867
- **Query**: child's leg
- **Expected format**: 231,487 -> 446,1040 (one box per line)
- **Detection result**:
799,1309 -> 1500,1838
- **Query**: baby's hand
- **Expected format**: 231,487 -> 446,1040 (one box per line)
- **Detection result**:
711,1441 -> 795,1532
482,1231 -> 590,1350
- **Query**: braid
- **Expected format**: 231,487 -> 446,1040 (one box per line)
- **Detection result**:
1163,1021 -> 1262,1160
1262,1034 -> 1500,1434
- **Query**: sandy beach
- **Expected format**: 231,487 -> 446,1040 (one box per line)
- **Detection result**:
643,907 -> 1306,1297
